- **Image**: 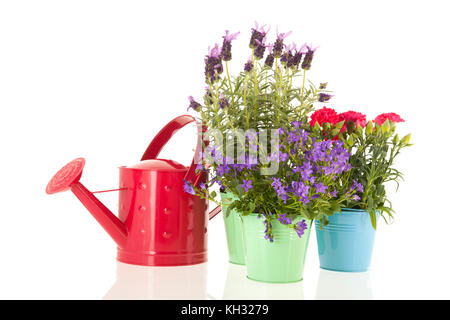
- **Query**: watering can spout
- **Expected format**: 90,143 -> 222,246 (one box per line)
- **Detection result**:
71,183 -> 128,248
46,158 -> 128,248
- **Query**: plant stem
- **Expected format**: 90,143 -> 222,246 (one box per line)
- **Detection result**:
225,61 -> 234,106
275,57 -> 280,125
244,74 -> 249,128
301,70 -> 306,103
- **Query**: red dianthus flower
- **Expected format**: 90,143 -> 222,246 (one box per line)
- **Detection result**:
338,111 -> 367,129
309,107 -> 340,127
374,113 -> 404,125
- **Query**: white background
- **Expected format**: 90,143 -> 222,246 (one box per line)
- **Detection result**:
1,0 -> 449,299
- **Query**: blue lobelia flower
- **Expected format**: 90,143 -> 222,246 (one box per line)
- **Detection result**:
277,213 -> 292,225
183,180 -> 195,195
295,220 -> 308,238
241,179 -> 253,192
314,182 -> 327,193
351,180 -> 364,193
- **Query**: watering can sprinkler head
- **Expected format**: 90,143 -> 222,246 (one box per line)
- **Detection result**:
46,157 -> 128,248
46,157 -> 85,195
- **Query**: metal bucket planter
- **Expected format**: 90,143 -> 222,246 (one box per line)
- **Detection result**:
241,214 -> 312,283
315,208 -> 377,272
220,192 -> 245,265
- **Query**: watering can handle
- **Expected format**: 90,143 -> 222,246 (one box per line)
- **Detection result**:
141,114 -> 205,186
141,115 -> 222,219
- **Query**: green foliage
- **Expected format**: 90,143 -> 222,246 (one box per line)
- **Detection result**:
322,120 -> 412,228
196,58 -> 329,136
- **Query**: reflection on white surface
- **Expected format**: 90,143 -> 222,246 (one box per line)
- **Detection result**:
223,263 -> 304,300
315,269 -> 373,300
104,262 -> 208,300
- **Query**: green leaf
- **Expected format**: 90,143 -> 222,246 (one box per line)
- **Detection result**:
335,120 -> 345,130
365,120 -> 373,135
314,121 -> 321,131
370,211 -> 377,230
367,195 -> 374,213
330,128 -> 341,136
225,204 -> 232,217
357,126 -> 363,135
400,133 -> 411,144
347,134 -> 354,147
381,120 -> 390,133
393,134 -> 399,144
248,202 -> 256,214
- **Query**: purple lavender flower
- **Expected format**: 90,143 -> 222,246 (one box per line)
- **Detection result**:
264,43 -> 275,68
295,219 -> 308,238
318,93 -> 333,102
219,93 -> 229,109
319,82 -> 328,89
264,53 -> 274,68
277,213 -> 292,225
244,56 -> 254,72
254,38 -> 266,60
204,44 -> 223,82
221,30 -> 240,61
187,96 -> 202,111
249,22 -> 269,49
291,47 -> 303,69
280,44 -> 294,67
273,28 -> 292,58
287,43 -> 298,68
241,179 -> 253,192
204,86 -> 213,105
199,182 -> 206,190
301,44 -> 319,70
353,194 -> 361,201
183,180 -> 195,195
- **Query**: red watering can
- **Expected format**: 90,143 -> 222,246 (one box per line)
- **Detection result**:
46,115 -> 221,266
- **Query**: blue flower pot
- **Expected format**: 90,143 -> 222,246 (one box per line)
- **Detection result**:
315,208 -> 377,272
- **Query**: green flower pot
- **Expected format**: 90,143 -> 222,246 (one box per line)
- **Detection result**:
241,214 -> 312,283
220,192 -> 245,265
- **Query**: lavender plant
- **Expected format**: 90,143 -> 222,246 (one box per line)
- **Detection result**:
187,23 -> 331,136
